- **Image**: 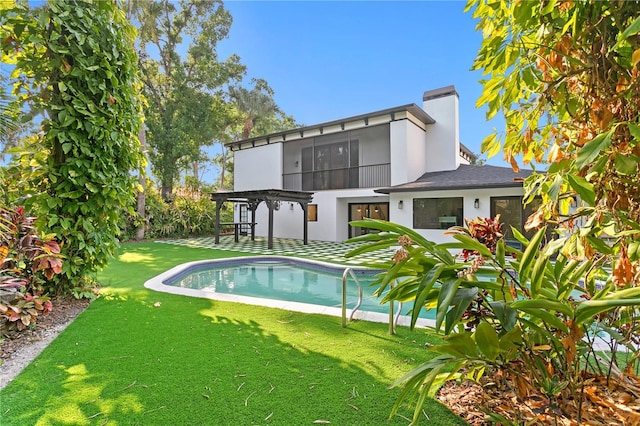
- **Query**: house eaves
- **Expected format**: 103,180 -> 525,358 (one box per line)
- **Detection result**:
459,143 -> 476,163
225,104 -> 435,151
375,164 -> 534,194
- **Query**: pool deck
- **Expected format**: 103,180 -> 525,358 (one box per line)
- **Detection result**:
158,235 -> 396,267
152,239 -> 435,328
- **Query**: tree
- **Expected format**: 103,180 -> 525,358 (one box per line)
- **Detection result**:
2,0 -> 144,294
130,0 -> 245,200
230,78 -> 279,140
0,77 -> 20,149
470,0 -> 640,284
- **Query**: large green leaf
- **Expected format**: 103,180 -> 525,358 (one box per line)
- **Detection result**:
449,234 -> 493,257
529,252 -> 549,298
444,287 -> 478,334
433,332 -> 479,358
620,15 -> 640,40
489,300 -> 517,331
575,298 -> 640,324
498,324 -> 523,352
435,279 -> 461,331
348,218 -> 439,253
518,226 -> 547,281
409,272 -> 440,328
614,153 -> 638,175
566,174 -> 595,206
514,307 -> 569,333
474,322 -> 500,361
601,286 -> 640,300
511,298 -> 573,316
345,240 -> 395,258
575,129 -> 614,169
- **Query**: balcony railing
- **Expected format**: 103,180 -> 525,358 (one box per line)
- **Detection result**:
283,163 -> 390,191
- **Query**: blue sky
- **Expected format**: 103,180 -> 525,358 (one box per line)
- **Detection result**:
215,1 -> 508,174
6,1 -> 510,185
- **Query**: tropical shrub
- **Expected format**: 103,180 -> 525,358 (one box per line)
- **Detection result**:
1,0 -> 144,295
347,217 -> 640,424
120,184 -> 232,241
0,207 -> 63,335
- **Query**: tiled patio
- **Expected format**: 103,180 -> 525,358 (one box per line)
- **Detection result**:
158,235 -> 396,267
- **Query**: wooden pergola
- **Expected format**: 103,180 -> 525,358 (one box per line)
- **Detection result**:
210,189 -> 314,249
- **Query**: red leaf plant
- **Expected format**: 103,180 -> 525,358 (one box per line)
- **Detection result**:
0,206 -> 64,336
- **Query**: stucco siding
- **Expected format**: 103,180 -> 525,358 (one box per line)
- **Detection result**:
234,144 -> 283,191
387,186 -> 525,245
423,93 -> 460,172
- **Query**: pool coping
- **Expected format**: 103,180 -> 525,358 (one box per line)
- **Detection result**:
144,255 -> 436,328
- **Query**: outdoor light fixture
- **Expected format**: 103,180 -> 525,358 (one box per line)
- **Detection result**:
295,160 -> 299,167
398,200 -> 404,209
289,202 -> 294,210
474,198 -> 480,209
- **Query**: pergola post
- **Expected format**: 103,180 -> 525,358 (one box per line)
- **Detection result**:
248,201 -> 259,241
214,197 -> 225,244
301,202 -> 309,245
266,199 -> 275,249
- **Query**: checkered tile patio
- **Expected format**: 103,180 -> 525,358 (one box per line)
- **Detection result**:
158,235 -> 395,267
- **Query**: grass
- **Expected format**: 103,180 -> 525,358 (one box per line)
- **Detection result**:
0,242 -> 466,425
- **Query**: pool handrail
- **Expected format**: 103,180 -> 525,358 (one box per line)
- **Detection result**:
342,268 -> 404,333
341,267 -> 363,327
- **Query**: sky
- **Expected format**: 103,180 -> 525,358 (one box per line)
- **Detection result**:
209,0 -> 509,183
4,1 -> 510,185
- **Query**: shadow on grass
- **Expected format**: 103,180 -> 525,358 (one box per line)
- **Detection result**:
0,242 -> 465,425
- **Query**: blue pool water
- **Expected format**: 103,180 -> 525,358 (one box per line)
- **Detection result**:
153,257 -> 435,321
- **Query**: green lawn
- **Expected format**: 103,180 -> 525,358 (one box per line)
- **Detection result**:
0,242 -> 466,425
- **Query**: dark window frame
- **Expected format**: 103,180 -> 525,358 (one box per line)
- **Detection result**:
413,197 -> 464,229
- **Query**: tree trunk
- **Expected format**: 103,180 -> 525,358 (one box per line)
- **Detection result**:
219,145 -> 227,191
161,181 -> 173,201
135,127 -> 148,241
242,116 -> 253,140
192,161 -> 200,182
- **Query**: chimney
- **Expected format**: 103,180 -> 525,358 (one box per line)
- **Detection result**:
422,85 -> 460,172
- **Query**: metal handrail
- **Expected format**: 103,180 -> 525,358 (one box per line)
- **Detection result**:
341,268 -> 363,327
387,281 -> 403,335
342,270 -> 404,332
394,300 -> 403,328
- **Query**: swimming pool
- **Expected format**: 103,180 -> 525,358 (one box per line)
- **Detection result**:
144,256 -> 435,327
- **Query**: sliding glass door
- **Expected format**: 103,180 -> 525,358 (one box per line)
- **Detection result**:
348,203 -> 389,238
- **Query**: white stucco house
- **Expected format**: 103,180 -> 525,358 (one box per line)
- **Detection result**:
225,85 -> 533,245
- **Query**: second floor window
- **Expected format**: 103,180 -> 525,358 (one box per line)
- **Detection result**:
283,124 -> 391,191
302,140 -> 359,190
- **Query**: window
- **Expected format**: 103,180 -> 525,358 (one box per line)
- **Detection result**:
348,203 -> 389,238
490,196 -> 550,248
308,204 -> 318,222
413,198 -> 463,229
285,124 -> 389,191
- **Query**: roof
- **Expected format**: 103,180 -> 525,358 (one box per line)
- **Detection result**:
225,104 -> 435,151
375,164 -> 533,194
423,85 -> 458,101
211,189 -> 314,204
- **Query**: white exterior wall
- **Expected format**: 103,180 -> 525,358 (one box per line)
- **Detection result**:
390,120 -> 426,185
389,121 -> 408,186
249,188 -> 385,242
386,186 -> 525,245
233,144 -> 283,191
422,93 -> 460,172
